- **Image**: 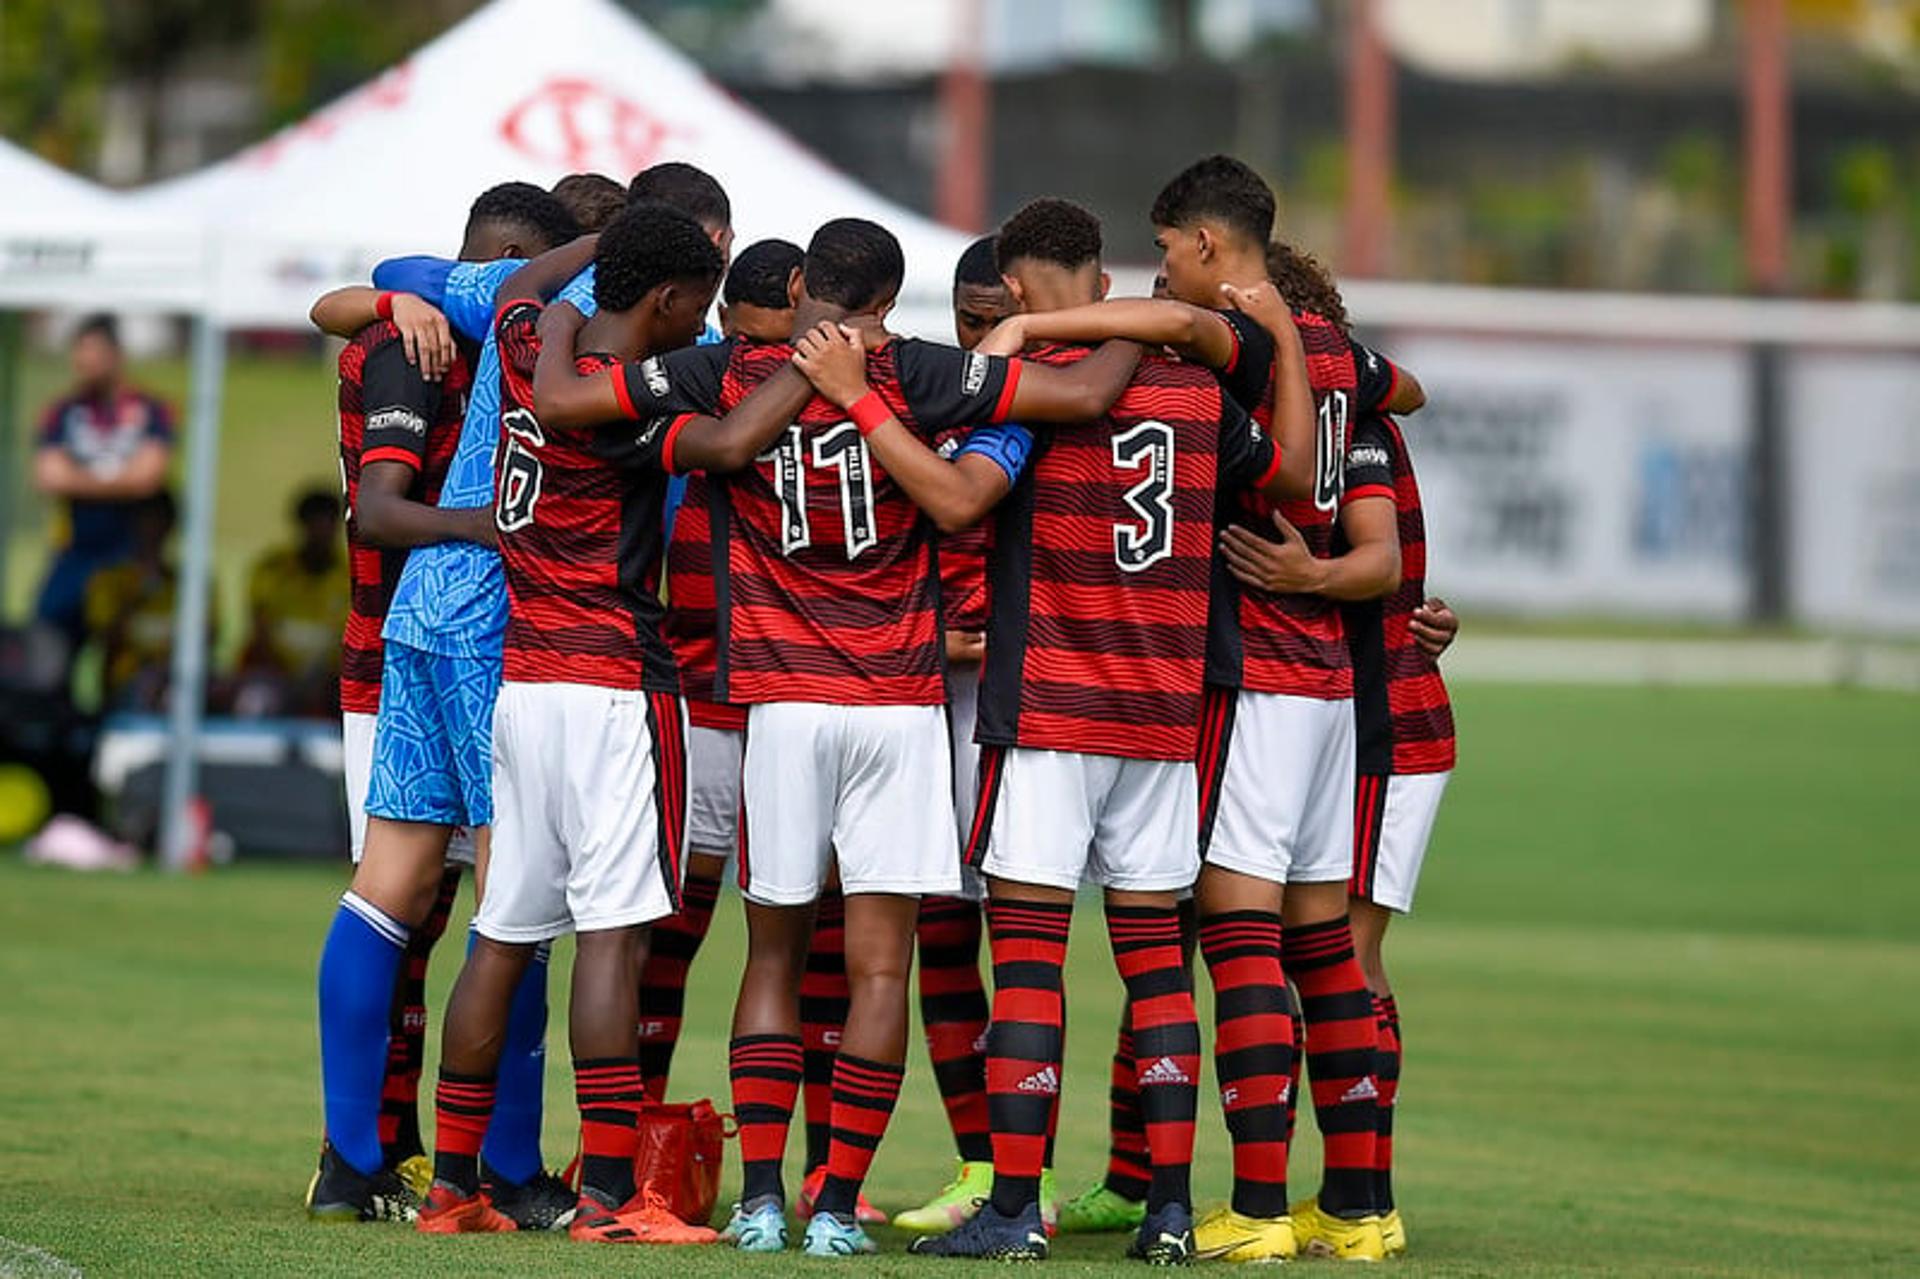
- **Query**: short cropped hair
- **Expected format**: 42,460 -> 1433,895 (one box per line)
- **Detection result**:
550,173 -> 629,233
1150,155 -> 1275,248
804,218 -> 905,311
629,162 -> 731,232
467,181 -> 580,254
724,239 -> 803,309
953,235 -> 1002,290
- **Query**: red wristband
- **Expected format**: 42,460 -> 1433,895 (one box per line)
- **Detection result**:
374,291 -> 397,321
848,390 -> 891,437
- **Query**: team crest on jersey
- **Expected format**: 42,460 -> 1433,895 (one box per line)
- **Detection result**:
366,407 -> 427,437
962,351 -> 989,398
640,356 -> 670,399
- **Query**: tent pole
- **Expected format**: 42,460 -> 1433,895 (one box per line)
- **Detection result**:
160,313 -> 226,870
0,312 -> 19,615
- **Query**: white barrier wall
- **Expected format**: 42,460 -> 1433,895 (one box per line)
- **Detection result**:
1379,332 -> 1753,621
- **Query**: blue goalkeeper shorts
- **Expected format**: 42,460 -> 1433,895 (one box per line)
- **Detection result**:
366,640 -> 500,829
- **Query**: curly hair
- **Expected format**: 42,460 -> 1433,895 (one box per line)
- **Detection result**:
1265,241 -> 1348,334
996,198 -> 1102,272
1150,154 -> 1275,249
594,202 -> 724,313
724,238 -> 803,309
466,181 -> 580,254
804,218 -> 905,311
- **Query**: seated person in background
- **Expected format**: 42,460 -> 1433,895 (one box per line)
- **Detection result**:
33,316 -> 175,660
84,491 -> 204,713
234,488 -> 350,718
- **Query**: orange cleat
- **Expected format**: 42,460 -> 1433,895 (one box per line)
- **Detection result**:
796,1166 -> 887,1226
569,1186 -> 720,1245
416,1182 -> 517,1234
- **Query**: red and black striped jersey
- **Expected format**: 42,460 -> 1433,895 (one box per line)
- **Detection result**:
664,470 -> 746,730
338,321 -> 469,714
493,299 -> 682,693
977,346 -> 1279,761
616,334 -> 1022,706
1205,309 -> 1401,699
1341,415 -> 1455,775
935,427 -> 992,634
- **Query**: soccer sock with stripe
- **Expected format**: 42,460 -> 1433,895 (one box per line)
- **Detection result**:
576,1057 -> 647,1207
815,1054 -> 906,1218
917,894 -> 993,1164
378,865 -> 461,1167
731,1033 -> 804,1205
1107,904 -> 1202,1215
431,1069 -> 495,1195
1374,994 -> 1401,1213
1103,1020 -> 1151,1201
318,891 -> 410,1177
480,938 -> 550,1185
984,897 -> 1072,1217
1199,911 -> 1296,1218
637,867 -> 722,1100
800,888 -> 851,1173
1283,917 -> 1380,1218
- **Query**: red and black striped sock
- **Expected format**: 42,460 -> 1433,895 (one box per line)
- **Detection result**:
636,868 -> 721,1100
1199,911 -> 1296,1218
984,898 -> 1072,1217
1107,904 -> 1201,1214
575,1057 -> 646,1206
801,889 -> 850,1173
1283,917 -> 1380,1218
379,864 -> 459,1166
1103,1020 -> 1151,1201
1374,994 -> 1401,1213
918,894 -> 992,1164
1284,987 -> 1306,1148
730,1033 -> 804,1205
430,1069 -> 494,1195
815,1053 -> 906,1218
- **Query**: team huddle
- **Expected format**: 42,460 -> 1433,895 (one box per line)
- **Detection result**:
306,153 -> 1458,1264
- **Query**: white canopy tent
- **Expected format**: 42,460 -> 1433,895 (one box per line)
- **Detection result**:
131,0 -> 976,334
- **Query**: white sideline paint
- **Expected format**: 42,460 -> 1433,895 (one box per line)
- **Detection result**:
0,1239 -> 82,1279
1445,637 -> 1920,693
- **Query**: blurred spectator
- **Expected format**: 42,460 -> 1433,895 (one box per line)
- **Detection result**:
32,316 -> 176,657
84,491 -> 198,713
233,488 -> 348,719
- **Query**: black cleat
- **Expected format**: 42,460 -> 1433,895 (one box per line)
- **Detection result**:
481,1160 -> 579,1231
909,1198 -> 1050,1261
1127,1202 -> 1195,1266
305,1142 -> 420,1223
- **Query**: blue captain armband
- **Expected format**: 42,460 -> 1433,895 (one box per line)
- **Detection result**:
954,421 -> 1035,486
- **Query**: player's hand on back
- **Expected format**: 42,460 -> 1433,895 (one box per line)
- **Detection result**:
792,322 -> 871,409
1220,281 -> 1298,342
391,294 -> 455,381
1409,597 -> 1459,660
975,316 -> 1027,357
945,630 -> 986,664
1219,509 -> 1326,596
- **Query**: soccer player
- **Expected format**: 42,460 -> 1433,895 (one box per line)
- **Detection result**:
531,215 -> 1142,1257
418,204 -> 822,1245
305,182 -> 579,1225
550,172 -> 629,232
892,233 -> 1035,1237
791,197 -> 1297,1265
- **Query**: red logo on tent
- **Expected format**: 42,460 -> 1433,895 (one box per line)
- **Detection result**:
499,78 -> 687,177
246,63 -> 415,168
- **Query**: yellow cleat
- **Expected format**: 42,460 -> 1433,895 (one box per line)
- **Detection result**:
1193,1206 -> 1297,1262
1289,1198 -> 1385,1262
1377,1209 -> 1406,1257
393,1154 -> 433,1202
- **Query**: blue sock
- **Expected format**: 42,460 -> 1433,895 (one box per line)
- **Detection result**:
480,933 -> 550,1184
318,893 -> 409,1177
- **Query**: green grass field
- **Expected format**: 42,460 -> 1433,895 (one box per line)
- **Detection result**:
2,684 -> 1918,1277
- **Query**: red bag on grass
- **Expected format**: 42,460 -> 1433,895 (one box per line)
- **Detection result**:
633,1099 -> 736,1226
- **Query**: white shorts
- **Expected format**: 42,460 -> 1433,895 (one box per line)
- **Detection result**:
945,663 -> 986,903
740,702 -> 959,906
969,746 -> 1198,894
687,724 -> 743,857
1352,770 -> 1451,913
1200,690 -> 1355,886
343,711 -> 473,866
474,682 -> 688,943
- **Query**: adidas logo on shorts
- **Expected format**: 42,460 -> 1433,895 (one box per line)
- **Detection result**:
1016,1066 -> 1060,1095
1341,1076 -> 1380,1103
1138,1056 -> 1192,1087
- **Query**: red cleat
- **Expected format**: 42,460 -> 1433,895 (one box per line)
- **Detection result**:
569,1187 -> 720,1245
797,1166 -> 887,1227
416,1182 -> 517,1234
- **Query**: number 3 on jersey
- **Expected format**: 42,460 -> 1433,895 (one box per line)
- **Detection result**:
1112,421 -> 1175,573
495,408 -> 544,533
766,422 -> 877,559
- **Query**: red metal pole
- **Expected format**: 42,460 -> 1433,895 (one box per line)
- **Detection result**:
1342,0 -> 1394,278
936,0 -> 990,233
1743,0 -> 1792,294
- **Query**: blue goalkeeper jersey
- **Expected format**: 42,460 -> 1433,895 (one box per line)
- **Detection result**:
371,255 -> 716,657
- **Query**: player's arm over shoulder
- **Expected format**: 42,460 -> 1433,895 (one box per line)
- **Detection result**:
999,298 -> 1243,371
1354,339 -> 1423,415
